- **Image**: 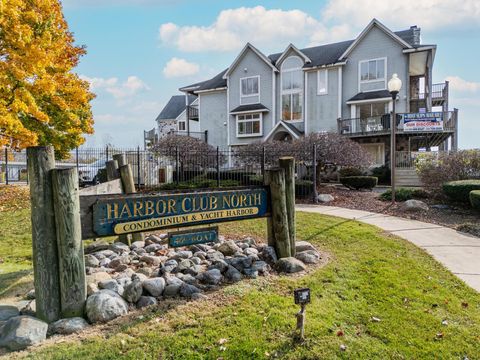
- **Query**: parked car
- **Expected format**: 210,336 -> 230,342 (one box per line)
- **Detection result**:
78,159 -> 106,186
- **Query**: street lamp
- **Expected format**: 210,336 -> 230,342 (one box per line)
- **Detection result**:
387,73 -> 402,204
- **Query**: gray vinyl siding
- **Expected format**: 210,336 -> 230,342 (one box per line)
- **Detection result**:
342,25 -> 409,117
199,91 -> 228,149
306,67 -> 339,133
228,48 -> 274,145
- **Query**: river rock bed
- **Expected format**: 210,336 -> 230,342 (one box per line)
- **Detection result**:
0,235 -> 322,352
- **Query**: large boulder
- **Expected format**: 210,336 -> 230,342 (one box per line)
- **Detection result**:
197,269 -> 222,285
217,241 -> 241,256
317,194 -> 334,203
122,275 -> 143,303
48,317 -> 89,335
86,290 -> 128,323
260,246 -> 278,264
295,241 -> 316,253
0,316 -> 48,351
179,283 -> 201,298
401,199 -> 429,212
224,265 -> 242,283
143,277 -> 166,297
136,296 -> 158,309
295,250 -> 321,264
0,305 -> 19,321
275,257 -> 306,273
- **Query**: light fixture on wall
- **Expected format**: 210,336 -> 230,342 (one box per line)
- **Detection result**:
244,68 -> 248,72
387,73 -> 402,204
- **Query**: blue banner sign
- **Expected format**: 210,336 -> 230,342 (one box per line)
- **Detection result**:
168,227 -> 218,248
403,112 -> 443,132
92,187 -> 269,236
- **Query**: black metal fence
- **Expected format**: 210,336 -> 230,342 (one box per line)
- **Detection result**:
0,146 -> 321,202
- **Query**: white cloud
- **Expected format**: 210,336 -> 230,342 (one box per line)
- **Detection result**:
159,6 -> 353,52
446,76 -> 480,93
322,0 -> 480,30
163,57 -> 200,78
81,75 -> 149,98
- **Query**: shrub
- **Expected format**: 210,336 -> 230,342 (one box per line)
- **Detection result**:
338,167 -> 363,177
442,180 -> 480,204
380,188 -> 428,202
469,190 -> 480,209
157,179 -> 241,191
340,176 -> 378,190
371,165 -> 391,185
295,180 -> 314,198
416,150 -> 480,192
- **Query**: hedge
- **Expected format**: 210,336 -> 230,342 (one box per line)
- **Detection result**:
338,167 -> 363,177
442,180 -> 480,204
470,190 -> 480,209
380,187 -> 428,202
295,180 -> 314,198
340,176 -> 378,190
157,179 -> 241,191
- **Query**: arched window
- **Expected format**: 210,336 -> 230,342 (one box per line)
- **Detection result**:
281,56 -> 303,121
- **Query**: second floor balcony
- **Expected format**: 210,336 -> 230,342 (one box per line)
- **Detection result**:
338,110 -> 458,137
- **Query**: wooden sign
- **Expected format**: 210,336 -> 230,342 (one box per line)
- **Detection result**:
168,226 -> 218,248
81,187 -> 270,239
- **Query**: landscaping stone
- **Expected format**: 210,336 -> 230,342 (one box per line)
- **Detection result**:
295,250 -> 321,264
86,290 -> 128,323
99,258 -> 111,267
401,199 -> 429,212
217,240 -> 241,256
87,283 -> 99,296
243,268 -> 258,278
85,254 -> 100,268
136,296 -> 157,309
130,241 -> 145,249
275,257 -> 306,273
191,293 -> 208,301
144,243 -> 163,253
19,300 -> 36,316
122,275 -> 143,303
25,289 -> 35,300
295,241 -> 316,253
244,248 -> 259,256
48,317 -> 89,335
206,251 -> 225,261
109,242 -> 130,254
109,255 -> 130,269
0,316 -> 48,351
208,259 -> 229,273
98,279 -> 124,296
190,257 -> 202,265
137,267 -> 155,277
84,241 -> 109,254
194,251 -> 207,260
86,271 -> 112,284
176,259 -> 194,273
260,246 -> 278,264
143,277 -> 166,297
0,305 -> 20,321
224,265 -> 242,283
227,256 -> 253,272
174,250 -> 193,260
197,269 -> 222,285
140,255 -> 162,266
317,194 -> 334,203
179,283 -> 201,298
252,261 -> 270,274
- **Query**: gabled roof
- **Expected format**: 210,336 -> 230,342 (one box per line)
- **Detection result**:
274,43 -> 311,67
347,90 -> 391,103
264,121 -> 303,141
223,43 -> 278,78
339,19 -> 413,60
155,95 -> 196,122
180,69 -> 227,93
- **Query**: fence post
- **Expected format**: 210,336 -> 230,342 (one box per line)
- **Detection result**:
312,144 -> 318,203
5,147 -> 8,185
51,167 -> 86,318
279,157 -> 295,256
216,146 -> 220,187
263,171 -> 275,247
119,164 -> 143,243
204,130 -> 208,144
113,153 -> 127,167
112,153 -> 130,245
175,147 -> 180,185
261,146 -> 266,182
137,146 -> 141,189
27,146 -> 61,323
267,168 -> 291,259
75,147 -> 79,174
106,145 -> 109,162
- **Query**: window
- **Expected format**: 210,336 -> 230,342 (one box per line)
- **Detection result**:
358,102 -> 388,119
361,143 -> 385,166
360,58 -> 386,82
281,56 -> 303,121
317,69 -> 328,95
178,120 -> 186,131
236,113 -> 262,137
240,76 -> 259,96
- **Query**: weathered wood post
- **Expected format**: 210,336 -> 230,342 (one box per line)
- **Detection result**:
27,146 -> 61,322
267,168 -> 291,258
120,164 -> 144,243
106,159 -> 119,181
112,153 -> 131,244
113,153 -> 127,167
263,171 -> 275,247
52,168 -> 86,318
279,157 -> 296,256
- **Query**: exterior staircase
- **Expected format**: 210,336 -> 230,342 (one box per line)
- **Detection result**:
395,168 -> 422,187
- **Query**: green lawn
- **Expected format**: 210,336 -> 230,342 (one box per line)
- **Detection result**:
2,210 -> 479,359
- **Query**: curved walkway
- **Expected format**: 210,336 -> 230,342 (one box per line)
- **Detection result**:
296,204 -> 480,292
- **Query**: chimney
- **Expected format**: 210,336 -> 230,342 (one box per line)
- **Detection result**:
410,25 -> 421,46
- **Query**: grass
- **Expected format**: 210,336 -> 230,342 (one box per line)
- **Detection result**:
1,207 -> 478,359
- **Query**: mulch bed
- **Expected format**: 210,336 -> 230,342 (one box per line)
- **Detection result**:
314,184 -> 480,233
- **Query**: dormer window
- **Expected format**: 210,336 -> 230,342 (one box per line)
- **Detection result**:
281,56 -> 303,121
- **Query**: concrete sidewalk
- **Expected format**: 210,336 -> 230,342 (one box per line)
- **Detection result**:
296,204 -> 480,292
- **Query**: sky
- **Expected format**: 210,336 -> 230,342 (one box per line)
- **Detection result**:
61,0 -> 480,149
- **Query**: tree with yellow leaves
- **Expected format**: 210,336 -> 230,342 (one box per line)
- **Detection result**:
0,0 -> 94,158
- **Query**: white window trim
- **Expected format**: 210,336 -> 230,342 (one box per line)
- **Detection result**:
236,113 -> 263,138
177,119 -> 186,132
280,55 -> 304,123
317,69 -> 328,95
358,57 -> 387,91
240,75 -> 260,105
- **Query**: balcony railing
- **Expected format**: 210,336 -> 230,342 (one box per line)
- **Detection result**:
338,110 -> 457,137
187,105 -> 199,120
410,82 -> 448,102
